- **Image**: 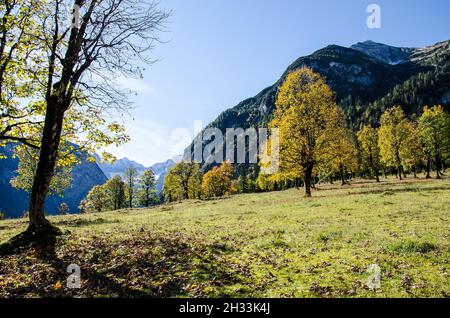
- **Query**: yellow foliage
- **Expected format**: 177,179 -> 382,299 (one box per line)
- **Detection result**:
267,67 -> 347,195
201,161 -> 233,199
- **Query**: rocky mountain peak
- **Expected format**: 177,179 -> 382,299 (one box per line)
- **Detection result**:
350,40 -> 415,65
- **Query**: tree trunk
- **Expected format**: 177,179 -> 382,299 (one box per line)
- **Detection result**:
397,166 -> 403,181
145,188 -> 150,207
303,164 -> 313,197
426,156 -> 431,179
28,100 -> 64,235
413,166 -> 417,178
435,154 -> 441,179
340,165 -> 346,186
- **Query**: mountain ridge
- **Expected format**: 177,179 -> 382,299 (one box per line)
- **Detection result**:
96,156 -> 177,193
183,39 -> 450,172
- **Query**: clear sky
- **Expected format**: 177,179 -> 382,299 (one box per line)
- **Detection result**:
108,0 -> 450,166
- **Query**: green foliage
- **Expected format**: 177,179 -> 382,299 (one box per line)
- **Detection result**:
418,105 -> 450,176
83,176 -> 127,213
124,167 -> 138,208
163,162 -> 202,202
237,171 -> 248,194
86,185 -> 108,213
10,145 -> 72,195
137,169 -> 158,207
105,176 -> 127,211
0,0 -> 129,160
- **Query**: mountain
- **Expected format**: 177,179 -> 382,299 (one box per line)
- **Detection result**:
183,39 -> 450,171
0,145 -> 107,218
97,157 -> 146,179
150,158 -> 177,192
97,156 -> 177,193
350,40 -> 415,65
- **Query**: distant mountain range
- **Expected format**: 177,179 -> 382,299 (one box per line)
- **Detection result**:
97,157 -> 147,179
96,156 -> 178,193
183,39 -> 450,171
0,145 -> 177,218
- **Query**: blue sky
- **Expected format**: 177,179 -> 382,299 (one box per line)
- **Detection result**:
109,0 -> 450,166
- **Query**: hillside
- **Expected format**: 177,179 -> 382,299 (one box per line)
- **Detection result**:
0,146 -> 108,218
0,177 -> 448,297
183,40 -> 450,170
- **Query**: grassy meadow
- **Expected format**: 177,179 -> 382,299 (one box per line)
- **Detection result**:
0,176 -> 449,298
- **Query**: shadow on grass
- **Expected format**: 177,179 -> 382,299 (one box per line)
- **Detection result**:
0,224 -> 64,257
346,185 -> 450,196
52,217 -> 120,227
0,232 -> 250,298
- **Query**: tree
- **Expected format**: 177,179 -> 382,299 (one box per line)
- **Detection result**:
82,176 -> 129,213
1,0 -> 169,236
357,125 -> 382,182
326,128 -> 358,185
124,167 -> 138,208
138,169 -> 156,207
10,145 -> 72,195
418,105 -> 450,179
400,120 -> 425,178
78,199 -> 93,214
378,106 -> 409,180
256,173 -> 271,192
163,162 -> 202,202
104,176 -> 126,211
58,203 -> 69,215
86,184 -> 108,212
201,161 -> 233,199
163,170 -> 183,202
269,67 -> 346,197
0,0 -> 47,149
237,169 -> 248,193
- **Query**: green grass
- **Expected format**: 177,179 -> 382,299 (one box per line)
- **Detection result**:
0,176 -> 449,298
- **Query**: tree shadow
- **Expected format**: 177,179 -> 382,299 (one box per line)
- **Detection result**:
0,226 -> 63,257
0,232 -> 250,298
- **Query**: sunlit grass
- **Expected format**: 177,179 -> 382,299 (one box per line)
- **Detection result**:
0,176 -> 449,298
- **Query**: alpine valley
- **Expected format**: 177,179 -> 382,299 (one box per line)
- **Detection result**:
1,39 -> 449,218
